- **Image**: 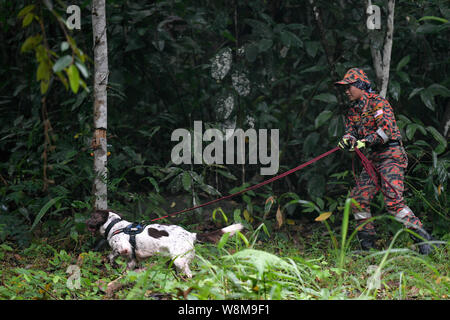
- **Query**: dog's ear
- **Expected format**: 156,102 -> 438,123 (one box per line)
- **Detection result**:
95,209 -> 122,221
96,209 -> 110,221
112,210 -> 122,218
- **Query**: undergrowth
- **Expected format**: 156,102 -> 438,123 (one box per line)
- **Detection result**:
1,222 -> 448,300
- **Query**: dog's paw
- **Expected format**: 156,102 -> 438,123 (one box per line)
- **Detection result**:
126,260 -> 137,270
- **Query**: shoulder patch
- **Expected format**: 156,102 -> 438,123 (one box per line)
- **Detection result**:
371,101 -> 385,119
373,108 -> 383,119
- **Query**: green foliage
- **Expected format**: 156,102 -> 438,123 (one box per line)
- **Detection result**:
0,0 -> 449,300
1,208 -> 449,300
18,2 -> 89,94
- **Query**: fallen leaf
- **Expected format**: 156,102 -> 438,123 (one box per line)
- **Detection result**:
286,219 -> 295,225
315,211 -> 332,222
276,206 -> 284,228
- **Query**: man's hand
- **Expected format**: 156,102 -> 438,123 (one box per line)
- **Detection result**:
338,136 -> 356,150
350,139 -> 366,151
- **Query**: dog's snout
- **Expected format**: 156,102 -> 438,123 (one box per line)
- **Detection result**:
86,217 -> 98,233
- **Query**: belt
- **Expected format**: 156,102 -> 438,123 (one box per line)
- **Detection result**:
386,140 -> 401,147
371,140 -> 401,151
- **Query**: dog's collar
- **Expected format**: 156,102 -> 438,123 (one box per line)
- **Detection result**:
104,221 -> 146,261
104,218 -> 122,240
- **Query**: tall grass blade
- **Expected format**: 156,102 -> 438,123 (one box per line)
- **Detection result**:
31,196 -> 64,231
339,198 -> 355,268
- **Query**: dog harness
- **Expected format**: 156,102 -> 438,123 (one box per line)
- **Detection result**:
104,218 -> 146,260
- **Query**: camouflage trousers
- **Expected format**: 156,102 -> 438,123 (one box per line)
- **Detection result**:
350,144 -> 423,235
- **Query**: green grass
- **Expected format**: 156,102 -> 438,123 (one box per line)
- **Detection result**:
0,223 -> 448,300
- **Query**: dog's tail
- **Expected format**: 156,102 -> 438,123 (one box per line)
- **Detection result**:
196,223 -> 244,243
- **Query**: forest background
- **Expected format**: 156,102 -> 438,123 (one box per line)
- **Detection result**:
0,0 -> 449,300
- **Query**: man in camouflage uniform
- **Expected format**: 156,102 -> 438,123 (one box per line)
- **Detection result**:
335,68 -> 436,254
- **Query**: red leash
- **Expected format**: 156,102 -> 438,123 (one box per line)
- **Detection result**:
151,147 -> 340,221
354,148 -> 400,200
151,146 -> 399,222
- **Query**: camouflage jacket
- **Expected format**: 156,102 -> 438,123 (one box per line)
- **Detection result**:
343,92 -> 402,146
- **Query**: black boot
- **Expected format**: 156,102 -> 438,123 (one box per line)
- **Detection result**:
357,231 -> 377,251
411,228 -> 438,255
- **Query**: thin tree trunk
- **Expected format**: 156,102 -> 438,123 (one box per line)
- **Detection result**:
92,0 -> 109,210
380,0 -> 395,98
366,0 -> 395,98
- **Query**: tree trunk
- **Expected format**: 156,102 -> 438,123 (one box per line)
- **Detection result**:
92,0 -> 109,210
366,0 -> 395,98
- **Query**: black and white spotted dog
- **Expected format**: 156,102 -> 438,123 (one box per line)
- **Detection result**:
86,210 -> 243,278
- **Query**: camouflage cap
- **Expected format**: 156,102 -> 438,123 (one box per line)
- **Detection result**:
335,68 -> 371,85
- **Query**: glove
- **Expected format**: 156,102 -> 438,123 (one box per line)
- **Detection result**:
350,139 -> 366,151
338,136 -> 355,150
